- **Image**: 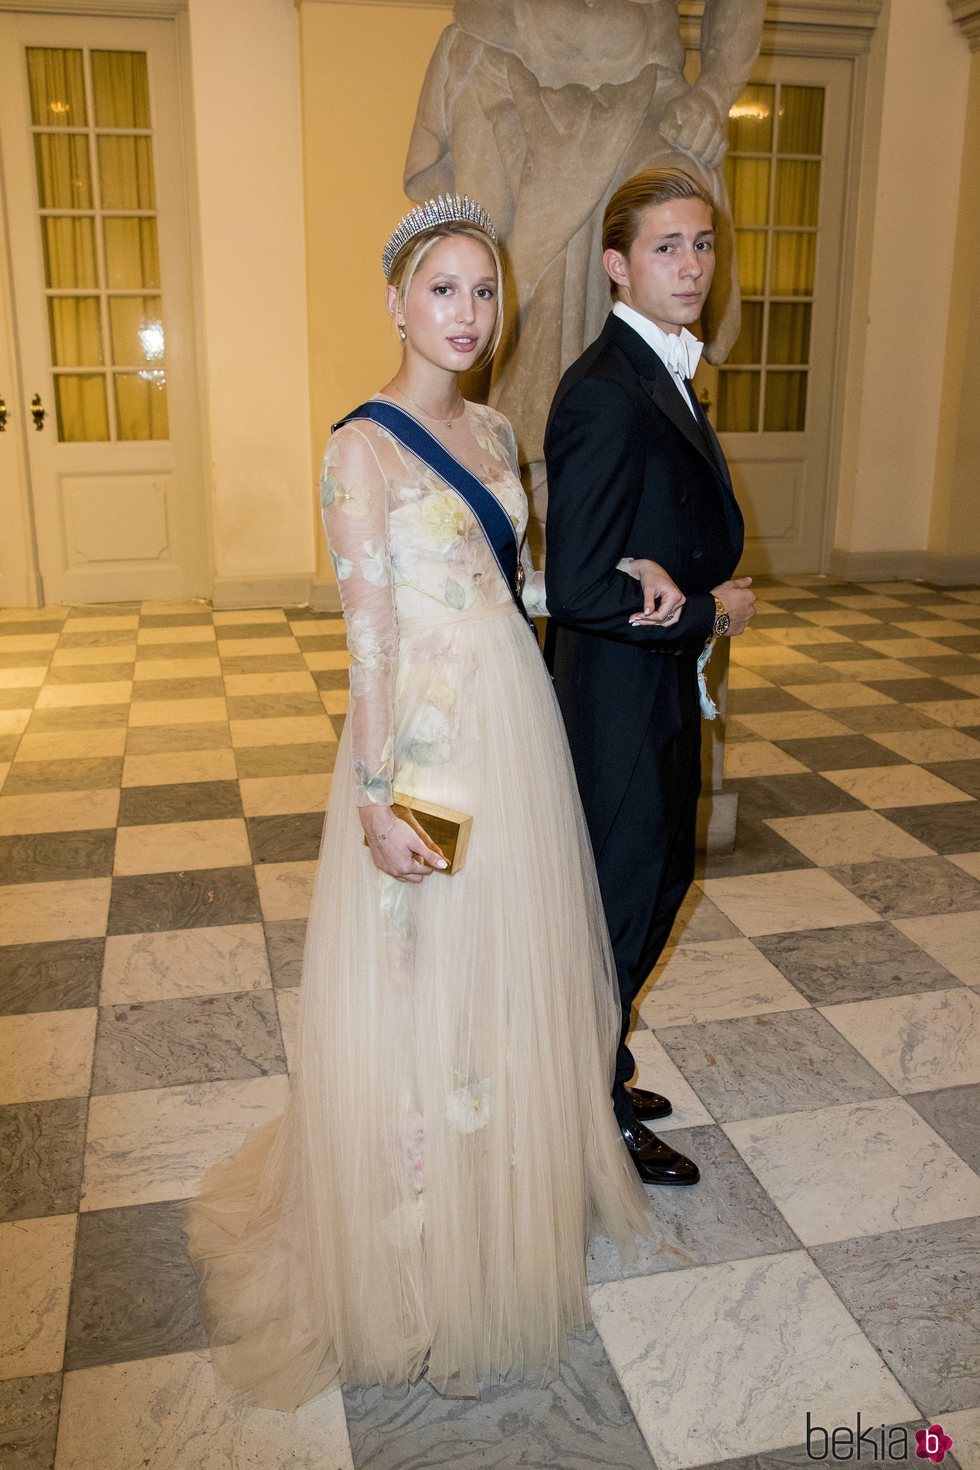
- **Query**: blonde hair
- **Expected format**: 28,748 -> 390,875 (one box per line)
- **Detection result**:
602,168 -> 716,298
388,224 -> 505,371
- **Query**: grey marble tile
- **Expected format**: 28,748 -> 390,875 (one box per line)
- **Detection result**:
699,820 -> 814,879
132,641 -> 216,661
938,634 -> 980,652
64,1199 -> 207,1371
909,1086 -> 980,1173
657,1010 -> 894,1123
343,1325 -> 656,1470
57,630 -> 134,649
0,1372 -> 62,1470
124,723 -> 231,755
215,622 -> 289,641
91,989 -> 286,1093
827,856 -> 980,918
294,633 -> 348,652
869,678 -> 963,703
138,611 -> 213,627
234,742 -> 336,778
812,1217 -> 980,1414
667,889 -> 741,946
833,704 -> 944,733
0,936 -> 103,1014
801,642 -> 888,662
1,757 -> 122,794
0,829 -> 115,885
774,735 -> 907,771
883,803 -> 980,854
226,692 -> 325,720
729,689 -> 811,714
312,668 -> 350,692
246,812 -> 323,864
908,655 -> 980,676
107,865 -> 262,934
117,780 -> 243,828
0,1096 -> 86,1221
755,922 -> 960,1004
219,653 -> 308,674
924,759 -> 980,799
587,1125 -> 800,1285
129,676 -> 225,702
729,774 -> 864,819
0,689 -> 39,710
264,917 -> 307,988
0,650 -> 57,669
848,624 -> 921,642
26,704 -> 129,732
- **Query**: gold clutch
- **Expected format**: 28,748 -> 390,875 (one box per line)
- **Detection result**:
363,793 -> 473,874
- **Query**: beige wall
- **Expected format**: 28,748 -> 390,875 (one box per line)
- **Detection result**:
188,0 -> 315,606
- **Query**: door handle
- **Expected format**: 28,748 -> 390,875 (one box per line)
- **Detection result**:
0,394 -> 6,432
31,393 -> 45,431
698,388 -> 713,417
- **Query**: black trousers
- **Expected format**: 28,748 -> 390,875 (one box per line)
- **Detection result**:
590,661 -> 702,1131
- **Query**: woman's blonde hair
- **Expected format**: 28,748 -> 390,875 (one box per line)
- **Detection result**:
602,168 -> 716,298
388,223 -> 505,371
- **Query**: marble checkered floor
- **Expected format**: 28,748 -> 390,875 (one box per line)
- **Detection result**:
0,578 -> 978,1470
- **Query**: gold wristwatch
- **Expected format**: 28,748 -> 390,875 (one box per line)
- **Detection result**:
712,595 -> 731,637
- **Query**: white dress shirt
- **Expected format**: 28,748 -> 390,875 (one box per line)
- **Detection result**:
613,301 -> 703,419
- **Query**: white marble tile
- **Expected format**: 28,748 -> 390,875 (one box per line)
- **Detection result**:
821,765 -> 975,809
825,659 -> 924,681
0,1008 -> 96,1104
869,728 -> 980,763
627,1029 -> 714,1131
0,606 -> 67,622
302,650 -> 351,671
0,666 -> 47,689
132,657 -> 222,682
113,817 -> 251,875
0,1215 -> 77,1381
256,861 -> 317,921
212,608 -> 288,624
895,911 -> 980,985
319,689 -> 349,715
727,665 -> 773,690
215,636 -> 298,658
14,728 -> 127,763
639,938 -> 809,1028
828,593 -> 907,608
917,700 -> 980,729
938,1408 -> 980,1470
946,590 -> 980,603
821,988 -> 980,1093
949,852 -> 980,880
0,761 -> 9,790
121,748 -> 238,787
229,715 -> 335,748
767,811 -> 931,865
798,608 -> 884,626
239,773 -> 331,817
0,632 -> 60,652
590,1251 -> 915,1470
700,870 -> 879,936
783,681 -> 895,709
0,876 -> 111,944
0,708 -> 31,735
56,1351 -> 354,1470
50,647 -> 136,668
128,697 -> 228,728
67,614 -> 139,632
81,1074 -> 289,1210
730,644 -> 814,667
943,673 -> 980,696
223,670 -> 317,695
758,626 -> 850,646
0,787 -> 119,835
897,619 -> 977,639
136,625 -> 216,644
276,984 -> 300,1073
862,639 -> 959,660
289,617 -> 345,634
737,711 -> 853,741
101,923 -> 271,1003
724,1098 -> 980,1245
35,679 -> 133,705
724,741 -> 811,778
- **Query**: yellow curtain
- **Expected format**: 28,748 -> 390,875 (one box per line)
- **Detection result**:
27,48 -> 85,126
92,50 -> 150,128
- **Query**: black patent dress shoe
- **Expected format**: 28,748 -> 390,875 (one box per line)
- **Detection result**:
625,1085 -> 673,1121
620,1121 -> 700,1186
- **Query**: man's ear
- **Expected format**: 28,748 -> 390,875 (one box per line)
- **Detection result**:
603,247 -> 629,294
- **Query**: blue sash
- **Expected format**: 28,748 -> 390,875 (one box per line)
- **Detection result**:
331,400 -> 533,627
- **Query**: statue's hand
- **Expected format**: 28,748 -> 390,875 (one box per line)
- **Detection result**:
659,89 -> 728,171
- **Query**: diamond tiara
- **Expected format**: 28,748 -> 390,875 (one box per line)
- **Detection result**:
382,194 -> 498,279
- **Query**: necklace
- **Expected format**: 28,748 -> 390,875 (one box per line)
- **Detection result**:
390,383 -> 466,430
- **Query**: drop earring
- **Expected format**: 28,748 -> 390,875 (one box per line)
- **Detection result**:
398,324 -> 407,341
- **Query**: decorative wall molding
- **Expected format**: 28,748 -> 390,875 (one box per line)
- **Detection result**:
212,572 -> 315,611
829,547 -> 980,586
949,0 -> 980,50
0,0 -> 186,12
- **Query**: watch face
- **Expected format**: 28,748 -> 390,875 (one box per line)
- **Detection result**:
715,612 -> 731,636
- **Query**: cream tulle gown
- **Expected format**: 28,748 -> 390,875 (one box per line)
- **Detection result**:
183,400 -> 651,1410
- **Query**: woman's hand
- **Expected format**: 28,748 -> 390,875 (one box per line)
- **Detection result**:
359,804 -> 448,882
626,559 -> 686,627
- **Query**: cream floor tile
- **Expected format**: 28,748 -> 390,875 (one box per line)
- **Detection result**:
0,632 -> 60,652
737,711 -> 853,741
0,708 -> 31,735
141,599 -> 211,614
869,728 -> 980,763
0,666 -> 47,689
113,817 -> 251,875
0,761 -> 9,789
212,607 -> 288,624
724,741 -> 810,778
627,1029 -> 715,1131
862,639 -> 960,660
767,811 -> 932,865
50,645 -> 136,667
101,923 -> 271,1003
947,590 -> 980,603
944,673 -> 980,696
727,665 -> 774,690
0,1216 -> 77,1381
216,636 -> 298,658
121,748 -> 238,787
81,1074 -> 289,1210
896,619 -> 977,639
223,670 -> 317,695
0,787 -> 119,835
320,690 -> 350,715
256,860 -> 317,921
136,625 -> 216,645
700,869 -> 879,936
290,617 -> 345,633
938,1409 -> 980,1470
921,600 -> 980,619
783,681 -> 895,709
746,584 -> 816,599
798,607 -> 883,626
132,657 -> 222,682
724,1098 -> 980,1244
0,876 -> 111,944
758,626 -> 850,645
822,764 -> 975,809
917,700 -> 980,728
35,680 -> 133,707
0,606 -> 68,622
56,1350 -> 354,1470
239,772 -> 331,817
590,1251 -> 915,1470
128,696 -> 228,728
276,984 -> 300,1073
14,728 -> 127,763
826,659 -> 924,681
302,650 -> 350,671
229,715 -> 335,748
0,1008 -> 96,1104
730,644 -> 814,666
639,937 -> 809,1028
67,614 -> 139,632
821,988 -> 980,1093
827,593 -> 907,608
895,911 -> 980,984
950,852 -> 980,880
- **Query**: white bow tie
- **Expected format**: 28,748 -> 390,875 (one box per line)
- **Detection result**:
663,331 -> 703,382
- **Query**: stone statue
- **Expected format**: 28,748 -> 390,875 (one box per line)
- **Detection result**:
405,0 -> 766,469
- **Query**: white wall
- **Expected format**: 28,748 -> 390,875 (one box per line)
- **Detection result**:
187,0 -> 315,605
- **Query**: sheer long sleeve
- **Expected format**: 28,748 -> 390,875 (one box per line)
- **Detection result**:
320,425 -> 398,806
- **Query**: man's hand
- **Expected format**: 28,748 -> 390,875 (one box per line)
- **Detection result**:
627,559 -> 686,627
711,576 -> 756,635
658,89 -> 728,171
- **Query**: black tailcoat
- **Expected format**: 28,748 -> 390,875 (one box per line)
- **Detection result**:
544,311 -> 743,1125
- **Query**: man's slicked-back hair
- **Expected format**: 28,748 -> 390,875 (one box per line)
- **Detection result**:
602,168 -> 715,298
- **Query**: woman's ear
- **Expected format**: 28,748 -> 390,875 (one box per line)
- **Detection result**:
385,283 -> 401,326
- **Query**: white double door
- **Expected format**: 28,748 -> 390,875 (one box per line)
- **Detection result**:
0,9 -> 206,606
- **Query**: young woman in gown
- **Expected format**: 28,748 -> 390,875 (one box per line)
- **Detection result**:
184,199 -> 681,1410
